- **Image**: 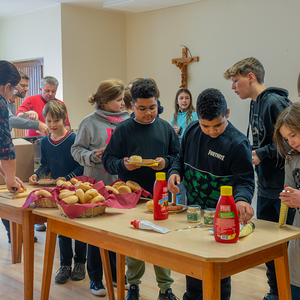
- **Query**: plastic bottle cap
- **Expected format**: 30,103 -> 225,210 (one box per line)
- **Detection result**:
220,186 -> 232,196
156,172 -> 166,181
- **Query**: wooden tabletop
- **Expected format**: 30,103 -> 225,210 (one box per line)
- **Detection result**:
33,200 -> 300,263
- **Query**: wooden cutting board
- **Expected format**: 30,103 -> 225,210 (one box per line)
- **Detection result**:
0,190 -> 32,199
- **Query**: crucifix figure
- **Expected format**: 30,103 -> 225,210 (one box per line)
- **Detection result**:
172,47 -> 199,88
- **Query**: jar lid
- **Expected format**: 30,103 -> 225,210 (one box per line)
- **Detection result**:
204,208 -> 215,212
188,205 -> 201,208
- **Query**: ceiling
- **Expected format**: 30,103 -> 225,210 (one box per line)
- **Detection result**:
0,0 -> 203,19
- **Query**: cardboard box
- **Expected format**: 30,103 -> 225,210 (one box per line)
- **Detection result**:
0,138 -> 34,185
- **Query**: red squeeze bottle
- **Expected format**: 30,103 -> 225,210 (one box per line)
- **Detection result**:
153,172 -> 169,220
213,186 -> 239,243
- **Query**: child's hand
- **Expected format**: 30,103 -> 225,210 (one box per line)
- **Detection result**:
151,157 -> 165,170
280,186 -> 300,208
252,150 -> 261,165
236,201 -> 254,225
171,125 -> 180,134
167,174 -> 181,194
56,177 -> 66,182
124,157 -> 141,171
95,151 -> 104,159
29,174 -> 38,184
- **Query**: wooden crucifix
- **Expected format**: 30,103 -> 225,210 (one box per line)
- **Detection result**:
172,47 -> 199,88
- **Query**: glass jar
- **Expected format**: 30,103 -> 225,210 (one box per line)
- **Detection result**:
187,205 -> 201,222
204,208 -> 215,227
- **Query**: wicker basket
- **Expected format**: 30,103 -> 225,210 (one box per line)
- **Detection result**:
35,197 -> 57,208
57,204 -> 106,218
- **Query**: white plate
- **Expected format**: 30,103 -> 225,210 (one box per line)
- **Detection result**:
148,205 -> 187,214
37,179 -> 56,185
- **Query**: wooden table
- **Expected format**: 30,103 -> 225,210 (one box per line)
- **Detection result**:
34,202 -> 300,300
0,183 -> 47,300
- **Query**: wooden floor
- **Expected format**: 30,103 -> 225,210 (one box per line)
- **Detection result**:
0,224 -> 270,300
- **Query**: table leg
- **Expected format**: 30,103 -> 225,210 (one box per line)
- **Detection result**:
100,248 -> 115,300
10,221 -> 21,264
40,219 -> 57,300
202,262 -> 221,300
22,210 -> 35,300
274,243 -> 291,300
116,253 -> 125,300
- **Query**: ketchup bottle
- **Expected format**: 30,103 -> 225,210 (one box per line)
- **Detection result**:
153,172 -> 168,220
213,186 -> 239,243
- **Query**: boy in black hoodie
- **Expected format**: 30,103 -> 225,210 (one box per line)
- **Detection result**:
224,57 -> 295,300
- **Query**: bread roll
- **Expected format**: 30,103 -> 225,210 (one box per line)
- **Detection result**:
34,189 -> 52,196
85,188 -> 99,198
70,178 -> 79,185
130,155 -> 142,162
90,195 -> 105,203
56,179 -> 65,186
117,185 -> 132,194
105,186 -> 119,194
126,180 -> 142,191
112,181 -> 126,189
75,182 -> 92,192
62,195 -> 79,204
59,191 -> 76,199
76,188 -> 85,203
62,181 -> 72,188
146,200 -> 153,210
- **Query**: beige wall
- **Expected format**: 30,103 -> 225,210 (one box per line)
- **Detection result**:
0,5 -> 63,98
0,0 -> 300,134
126,0 -> 300,134
61,5 -> 127,128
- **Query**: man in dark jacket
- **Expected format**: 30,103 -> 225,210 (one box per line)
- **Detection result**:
224,57 -> 295,300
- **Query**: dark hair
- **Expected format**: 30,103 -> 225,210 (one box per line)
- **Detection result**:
43,100 -> 67,122
173,88 -> 195,126
130,79 -> 157,104
0,60 -> 21,87
196,88 -> 227,121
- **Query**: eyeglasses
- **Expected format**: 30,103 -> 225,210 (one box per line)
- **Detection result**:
19,84 -> 29,89
11,84 -> 19,95
134,105 -> 157,113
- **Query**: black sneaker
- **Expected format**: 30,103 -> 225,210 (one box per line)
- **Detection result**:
90,281 -> 106,297
126,285 -> 140,300
158,288 -> 180,300
71,263 -> 85,281
54,265 -> 71,284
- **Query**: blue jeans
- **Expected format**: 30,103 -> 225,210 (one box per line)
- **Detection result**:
257,195 -> 295,295
291,285 -> 300,300
58,235 -> 87,266
183,275 -> 231,300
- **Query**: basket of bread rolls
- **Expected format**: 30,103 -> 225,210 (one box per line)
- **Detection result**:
33,189 -> 57,208
56,178 -> 106,218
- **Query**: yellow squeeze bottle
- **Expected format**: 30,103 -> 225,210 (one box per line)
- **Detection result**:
279,185 -> 289,228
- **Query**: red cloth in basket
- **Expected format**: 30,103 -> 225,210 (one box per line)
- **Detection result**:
22,179 -> 151,219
